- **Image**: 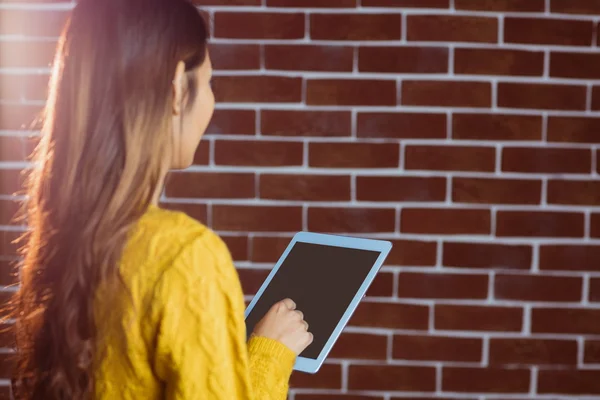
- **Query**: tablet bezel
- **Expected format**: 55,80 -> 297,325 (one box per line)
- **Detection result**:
244,231 -> 392,374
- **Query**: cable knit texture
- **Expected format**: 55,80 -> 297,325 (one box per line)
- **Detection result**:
93,205 -> 296,399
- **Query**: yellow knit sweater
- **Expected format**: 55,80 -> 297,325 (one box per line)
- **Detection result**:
93,205 -> 296,399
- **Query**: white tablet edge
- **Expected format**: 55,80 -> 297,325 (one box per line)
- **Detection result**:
244,231 -> 393,374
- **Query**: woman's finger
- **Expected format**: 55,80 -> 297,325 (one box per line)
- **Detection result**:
281,298 -> 296,310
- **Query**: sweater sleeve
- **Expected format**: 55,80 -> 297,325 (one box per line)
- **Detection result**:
152,232 -> 296,400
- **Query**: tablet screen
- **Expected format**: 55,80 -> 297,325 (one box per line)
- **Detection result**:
245,241 -> 382,359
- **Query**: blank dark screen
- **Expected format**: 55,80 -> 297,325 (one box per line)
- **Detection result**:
245,242 -> 381,359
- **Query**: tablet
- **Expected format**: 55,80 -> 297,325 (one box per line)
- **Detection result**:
244,232 -> 392,374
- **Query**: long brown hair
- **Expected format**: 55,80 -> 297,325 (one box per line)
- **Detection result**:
11,0 -> 207,398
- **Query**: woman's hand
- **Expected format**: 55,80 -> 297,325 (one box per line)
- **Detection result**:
252,298 -> 313,355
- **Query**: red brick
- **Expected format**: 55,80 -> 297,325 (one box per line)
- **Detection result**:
308,207 -> 396,233
261,110 -> 351,137
259,174 -> 351,201
348,365 -> 435,392
310,14 -> 401,41
212,205 -> 302,232
548,116 -> 600,143
350,302 -> 429,330
435,305 -> 523,332
309,142 -> 399,168
551,52 -> 600,79
594,87 -> 600,111
0,169 -> 24,196
453,177 -> 542,205
584,340 -> 600,363
504,17 -> 594,46
401,208 -> 491,235
591,278 -> 600,302
495,274 -> 582,302
442,367 -> 530,393
0,230 -> 21,257
268,0 -> 356,5
265,45 -> 353,72
394,335 -> 482,362
159,202 -> 208,224
214,12 -> 304,39
165,172 -> 255,199
407,15 -> 498,43
0,136 -> 37,163
0,9 -> 68,36
210,44 -> 260,70
0,74 -> 50,101
551,0 -> 600,14
538,370 -> 600,395
362,0 -> 449,6
455,48 -> 544,76
365,272 -> 394,297
444,242 -> 532,270
405,145 -> 495,172
0,323 -> 14,349
452,113 -> 542,141
390,397 -> 470,400
398,272 -> 488,299
290,364 -> 342,389
215,140 -> 303,167
206,109 -> 255,135
250,236 -> 293,263
193,0 -> 259,4
552,116 -> 600,145
0,40 -> 56,68
296,395 -> 383,400
548,180 -> 600,205
192,141 -> 209,165
0,105 -> 43,131
0,259 -> 18,286
213,76 -> 302,103
532,308 -> 600,334
237,268 -> 268,295
357,112 -> 447,139
357,176 -> 446,202
496,211 -> 584,238
307,79 -> 396,106
329,333 -> 387,360
498,83 -> 587,110
456,0 -> 545,11
359,46 -> 448,73
502,147 -> 591,174
214,235 -> 246,262
490,338 -> 577,365
0,353 -> 14,379
402,81 -> 491,107
0,292 -> 12,321
386,239 -> 437,267
541,245 -> 600,272
592,214 -> 600,238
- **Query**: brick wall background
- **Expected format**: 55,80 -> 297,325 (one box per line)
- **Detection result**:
2,0 -> 600,399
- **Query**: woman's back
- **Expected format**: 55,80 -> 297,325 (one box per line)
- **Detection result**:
93,206 -> 283,399
93,206 -> 202,398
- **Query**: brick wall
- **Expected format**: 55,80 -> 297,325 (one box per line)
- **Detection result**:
2,0 -> 600,399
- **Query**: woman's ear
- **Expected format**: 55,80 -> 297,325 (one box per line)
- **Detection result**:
172,60 -> 186,116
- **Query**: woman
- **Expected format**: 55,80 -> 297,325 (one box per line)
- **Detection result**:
10,0 -> 312,398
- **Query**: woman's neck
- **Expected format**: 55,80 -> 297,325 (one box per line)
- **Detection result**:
150,170 -> 168,206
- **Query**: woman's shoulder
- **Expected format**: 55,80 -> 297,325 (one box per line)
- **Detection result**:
121,205 -> 231,283
129,205 -> 205,249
